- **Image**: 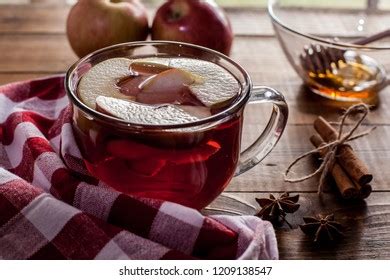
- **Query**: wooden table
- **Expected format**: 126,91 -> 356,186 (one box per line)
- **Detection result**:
1,1 -> 389,259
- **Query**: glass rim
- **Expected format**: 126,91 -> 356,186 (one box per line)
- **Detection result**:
268,0 -> 390,51
65,41 -> 252,130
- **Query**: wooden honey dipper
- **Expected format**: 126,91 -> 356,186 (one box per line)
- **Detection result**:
300,29 -> 390,74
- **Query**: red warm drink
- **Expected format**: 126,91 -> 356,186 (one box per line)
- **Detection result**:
74,56 -> 241,209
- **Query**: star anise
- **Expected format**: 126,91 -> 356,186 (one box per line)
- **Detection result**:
255,192 -> 300,228
300,214 -> 344,243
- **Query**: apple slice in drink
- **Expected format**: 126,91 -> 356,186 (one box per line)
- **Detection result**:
178,105 -> 211,119
117,60 -> 176,96
96,96 -> 211,148
96,96 -> 201,125
79,57 -> 239,110
137,68 -> 204,106
130,60 -> 172,75
169,58 -> 240,109
78,58 -> 176,106
78,58 -> 137,109
118,60 -> 174,97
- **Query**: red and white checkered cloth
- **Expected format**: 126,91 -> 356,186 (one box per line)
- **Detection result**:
0,75 -> 278,260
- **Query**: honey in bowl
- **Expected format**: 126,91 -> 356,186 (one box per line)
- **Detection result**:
74,56 -> 242,209
305,51 -> 386,105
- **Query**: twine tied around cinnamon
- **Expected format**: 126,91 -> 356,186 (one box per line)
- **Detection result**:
284,103 -> 376,195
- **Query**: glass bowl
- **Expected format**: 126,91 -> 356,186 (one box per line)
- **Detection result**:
268,0 -> 390,105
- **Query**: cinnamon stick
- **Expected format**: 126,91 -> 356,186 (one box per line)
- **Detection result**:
356,183 -> 372,199
310,134 -> 372,199
314,116 -> 373,186
310,134 -> 359,199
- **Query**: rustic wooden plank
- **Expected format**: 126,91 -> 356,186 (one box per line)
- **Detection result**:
231,37 -> 298,83
206,192 -> 390,259
229,124 -> 389,192
0,34 -> 77,72
0,35 -> 293,77
0,73 -> 52,85
0,4 -> 68,33
229,10 -> 272,36
0,4 -> 267,36
0,0 -> 29,4
0,33 -> 386,100
2,5 -> 390,38
0,35 -> 295,87
271,8 -> 390,38
243,83 -> 390,125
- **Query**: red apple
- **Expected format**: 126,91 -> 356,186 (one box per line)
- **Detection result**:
151,0 -> 233,55
67,0 -> 149,58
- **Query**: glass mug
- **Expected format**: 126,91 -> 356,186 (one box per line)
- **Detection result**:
65,41 -> 288,209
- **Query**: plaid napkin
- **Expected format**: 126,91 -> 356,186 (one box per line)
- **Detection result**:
0,76 -> 278,260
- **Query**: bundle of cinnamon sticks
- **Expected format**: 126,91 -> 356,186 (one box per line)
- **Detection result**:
311,116 -> 373,199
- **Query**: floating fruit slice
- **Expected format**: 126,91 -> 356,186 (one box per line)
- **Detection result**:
77,58 -> 134,109
141,68 -> 203,90
116,74 -> 150,97
78,57 -> 239,111
96,96 -> 200,125
178,105 -> 211,119
137,84 -> 204,106
130,61 -> 172,75
117,60 -> 174,97
132,57 -> 171,67
169,58 -> 239,108
137,68 -> 204,106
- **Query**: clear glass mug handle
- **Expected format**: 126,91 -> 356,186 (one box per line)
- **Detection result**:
234,86 -> 289,176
